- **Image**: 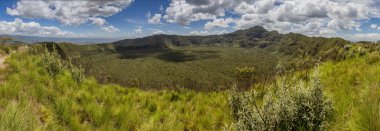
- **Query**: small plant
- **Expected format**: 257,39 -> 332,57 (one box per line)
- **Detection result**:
41,48 -> 64,77
39,45 -> 84,83
68,63 -> 85,83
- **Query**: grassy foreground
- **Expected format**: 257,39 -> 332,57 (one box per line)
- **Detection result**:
0,49 -> 232,130
320,52 -> 380,130
0,45 -> 379,130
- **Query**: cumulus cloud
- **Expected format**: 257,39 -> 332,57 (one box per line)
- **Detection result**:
7,0 -> 133,26
0,18 -> 71,36
89,18 -> 106,27
327,19 -> 361,31
234,0 -> 371,33
147,12 -> 162,24
370,24 -> 380,30
163,0 -> 229,25
101,26 -> 120,33
164,0 -> 380,37
204,18 -> 233,30
134,27 -> 143,35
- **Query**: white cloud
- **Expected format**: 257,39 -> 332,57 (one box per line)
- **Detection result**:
233,0 -> 370,33
7,0 -> 133,26
134,27 -> 143,35
150,29 -> 165,34
164,0 -> 226,25
235,0 -> 275,14
101,26 -> 120,33
163,0 -> 276,25
370,24 -> 380,30
351,33 -> 380,41
327,19 -> 361,31
189,29 -> 228,36
204,18 -> 233,30
89,18 -> 106,27
165,0 -> 380,37
148,13 -> 162,24
190,30 -> 211,36
370,24 -> 378,29
0,18 -> 71,36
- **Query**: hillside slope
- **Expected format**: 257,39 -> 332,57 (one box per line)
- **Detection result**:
0,43 -> 378,130
0,48 -> 232,130
57,26 -> 356,90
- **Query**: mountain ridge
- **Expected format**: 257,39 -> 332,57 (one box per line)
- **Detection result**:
111,26 -> 350,64
112,26 -> 347,50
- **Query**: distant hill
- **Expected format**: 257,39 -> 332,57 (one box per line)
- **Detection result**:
1,35 -> 121,44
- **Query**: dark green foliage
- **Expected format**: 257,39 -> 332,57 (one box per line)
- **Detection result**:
60,45 -> 278,91
235,66 -> 256,89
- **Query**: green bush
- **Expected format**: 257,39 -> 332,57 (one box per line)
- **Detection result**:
40,47 -> 84,83
41,49 -> 64,77
229,69 -> 333,130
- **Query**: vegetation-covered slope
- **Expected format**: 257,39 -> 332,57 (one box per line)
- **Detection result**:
61,46 -> 278,90
0,40 -> 379,130
57,27 -> 353,90
320,52 -> 380,130
0,48 -> 231,130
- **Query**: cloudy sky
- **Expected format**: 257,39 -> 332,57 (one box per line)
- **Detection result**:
1,0 -> 380,41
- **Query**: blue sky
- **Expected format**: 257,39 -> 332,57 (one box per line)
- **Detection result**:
1,0 -> 380,41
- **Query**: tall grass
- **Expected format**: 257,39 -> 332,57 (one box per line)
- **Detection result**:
349,86 -> 380,130
0,47 -> 232,130
320,51 -> 380,130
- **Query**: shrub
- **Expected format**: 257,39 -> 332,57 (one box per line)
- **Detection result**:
229,69 -> 334,130
40,47 -> 84,83
41,48 -> 65,77
67,60 -> 85,83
